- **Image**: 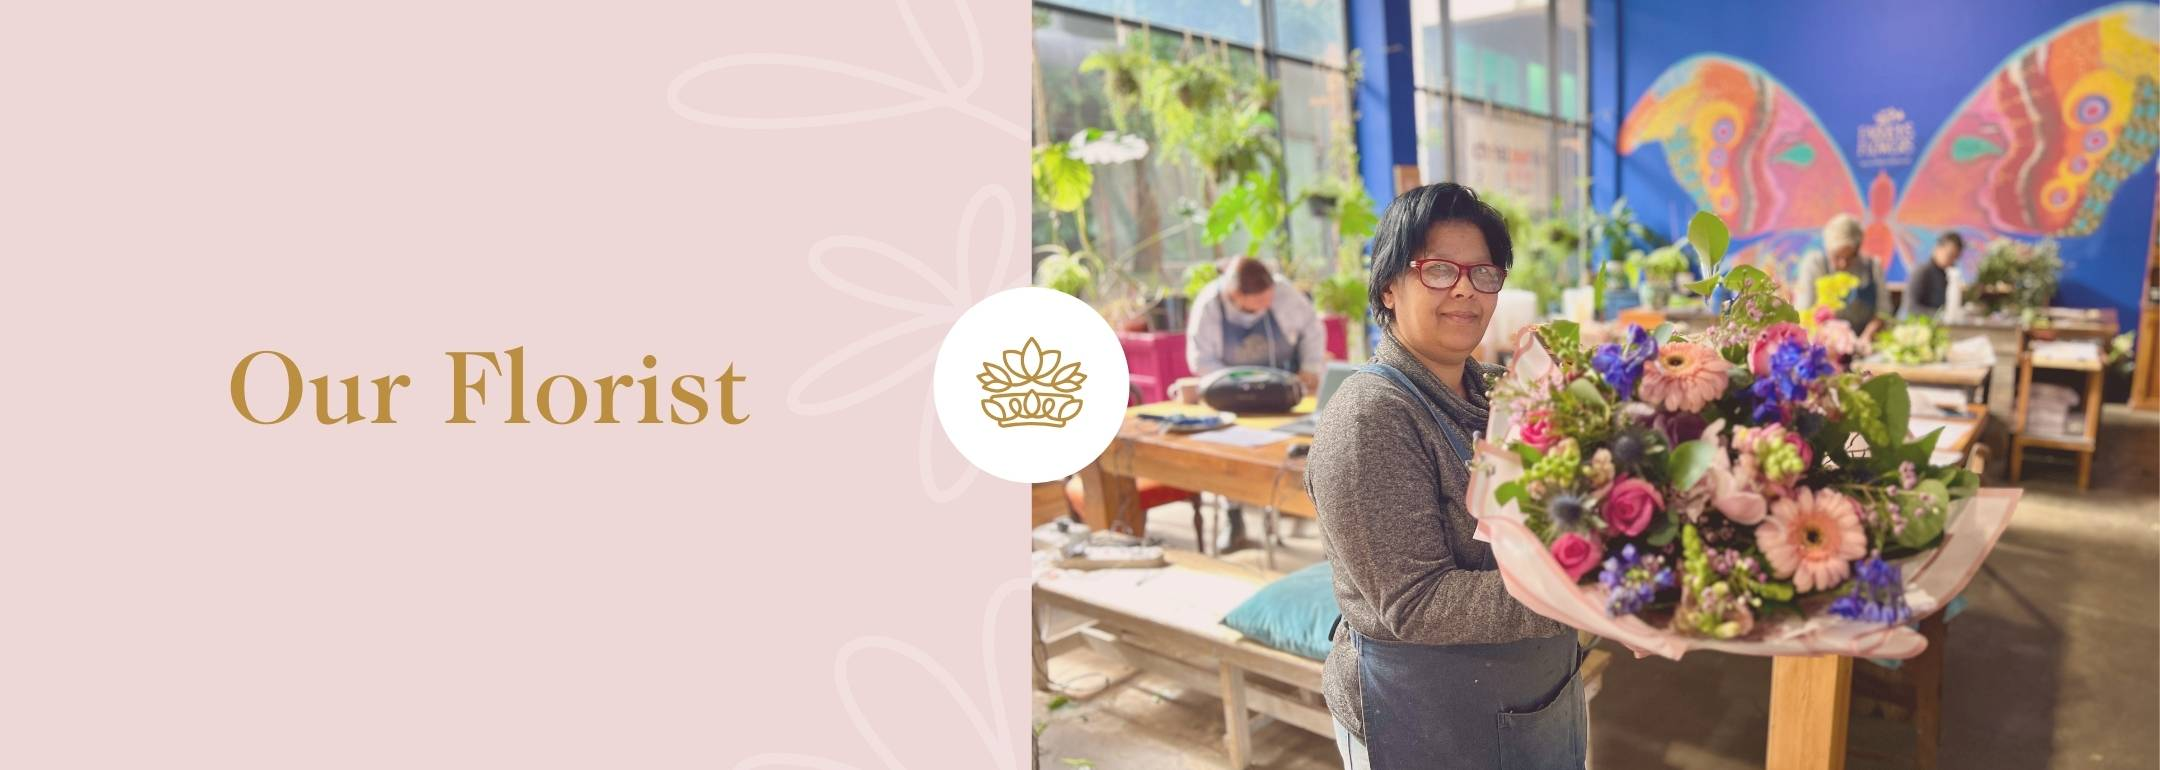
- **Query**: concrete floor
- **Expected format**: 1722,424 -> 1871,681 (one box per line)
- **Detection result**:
1034,405 -> 2160,769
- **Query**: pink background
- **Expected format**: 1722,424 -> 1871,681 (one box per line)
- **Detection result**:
0,1 -> 1030,767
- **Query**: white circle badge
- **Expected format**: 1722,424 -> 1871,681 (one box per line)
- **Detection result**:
933,287 -> 1130,483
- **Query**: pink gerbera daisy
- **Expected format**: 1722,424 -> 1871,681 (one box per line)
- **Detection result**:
1757,487 -> 1867,593
1639,341 -> 1730,412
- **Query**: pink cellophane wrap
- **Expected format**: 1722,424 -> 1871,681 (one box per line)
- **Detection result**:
1468,332 -> 2023,660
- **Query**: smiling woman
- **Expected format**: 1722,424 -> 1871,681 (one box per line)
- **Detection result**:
1308,182 -> 1586,768
1372,183 -> 1516,392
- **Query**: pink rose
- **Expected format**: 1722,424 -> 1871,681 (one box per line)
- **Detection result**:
1750,322 -> 1809,377
1551,532 -> 1602,581
1784,429 -> 1814,468
1813,319 -> 1860,363
1519,410 -> 1560,452
1604,476 -> 1665,537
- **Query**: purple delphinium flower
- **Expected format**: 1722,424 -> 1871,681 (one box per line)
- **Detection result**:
1593,325 -> 1658,401
1748,340 -> 1833,422
1598,543 -> 1674,616
1828,553 -> 1911,625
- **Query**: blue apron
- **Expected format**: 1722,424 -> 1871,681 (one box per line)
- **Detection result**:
1350,362 -> 1588,770
1219,294 -> 1298,371
1836,261 -> 1879,329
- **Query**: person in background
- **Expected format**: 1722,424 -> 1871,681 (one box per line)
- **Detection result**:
1183,256 -> 1326,551
1793,213 -> 1892,339
1187,257 -> 1327,394
1906,232 -> 1964,317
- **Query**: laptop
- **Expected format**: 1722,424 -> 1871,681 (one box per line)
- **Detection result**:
1274,362 -> 1358,436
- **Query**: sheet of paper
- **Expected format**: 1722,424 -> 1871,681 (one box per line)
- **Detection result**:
1909,417 -> 1975,452
1187,425 -> 1296,448
1907,385 -> 1971,414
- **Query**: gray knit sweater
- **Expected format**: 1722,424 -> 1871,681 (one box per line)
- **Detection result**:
1307,333 -> 1569,739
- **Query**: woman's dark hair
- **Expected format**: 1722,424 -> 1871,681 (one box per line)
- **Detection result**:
1367,182 -> 1513,329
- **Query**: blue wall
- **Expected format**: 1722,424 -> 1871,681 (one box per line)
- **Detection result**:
1589,0 -> 2157,324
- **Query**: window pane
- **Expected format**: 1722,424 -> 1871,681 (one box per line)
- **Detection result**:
1450,0 -> 1550,115
1557,0 -> 1585,122
1416,90 -> 1451,187
1042,0 -> 1262,47
1275,0 -> 1348,66
1560,126 -> 1587,213
1410,0 -> 1445,90
1456,107 -> 1554,207
1033,11 -> 1221,283
1279,60 -> 1356,280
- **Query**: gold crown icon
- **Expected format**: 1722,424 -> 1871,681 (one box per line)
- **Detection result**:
978,337 -> 1086,428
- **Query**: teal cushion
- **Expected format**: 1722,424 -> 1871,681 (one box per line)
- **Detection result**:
1222,562 -> 1342,661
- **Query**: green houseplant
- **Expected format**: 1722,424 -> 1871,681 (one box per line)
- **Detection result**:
1972,238 -> 2063,317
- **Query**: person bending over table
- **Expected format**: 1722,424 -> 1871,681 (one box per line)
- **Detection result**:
1793,213 -> 1892,339
1306,182 -> 1585,769
1182,255 -> 1326,551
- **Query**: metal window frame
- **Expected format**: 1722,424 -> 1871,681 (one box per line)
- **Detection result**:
1416,0 -> 1590,212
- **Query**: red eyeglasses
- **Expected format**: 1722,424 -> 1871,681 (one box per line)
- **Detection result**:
1409,258 -> 1508,293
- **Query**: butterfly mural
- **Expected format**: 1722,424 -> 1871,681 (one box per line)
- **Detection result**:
1620,2 -> 2160,284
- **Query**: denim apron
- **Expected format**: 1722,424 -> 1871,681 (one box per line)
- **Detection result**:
1350,362 -> 1588,770
1835,261 -> 1880,329
1219,295 -> 1298,370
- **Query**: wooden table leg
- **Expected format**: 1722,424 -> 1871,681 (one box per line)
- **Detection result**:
1077,457 -> 1143,536
1767,655 -> 1853,770
2080,368 -> 2102,490
1219,662 -> 1251,769
1912,616 -> 1947,770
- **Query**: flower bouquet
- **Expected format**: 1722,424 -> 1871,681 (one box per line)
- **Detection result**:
1874,316 -> 1951,365
1469,217 -> 2020,660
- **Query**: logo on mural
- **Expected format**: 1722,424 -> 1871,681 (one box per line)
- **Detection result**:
1618,3 -> 2160,283
1856,107 -> 1917,168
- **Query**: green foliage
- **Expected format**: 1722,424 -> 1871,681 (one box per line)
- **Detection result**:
1894,479 -> 1950,550
1082,43 -> 1294,268
1079,45 -> 1151,130
1205,170 -> 1288,257
1687,210 -> 1731,268
1857,374 -> 1912,455
1973,238 -> 2062,316
1034,245 -> 1095,297
1667,439 -> 1718,492
1482,190 -> 1584,313
1181,261 -> 1219,300
1315,270 -> 1368,318
1031,143 -> 1093,214
1693,263 -> 1800,349
1633,244 -> 1691,281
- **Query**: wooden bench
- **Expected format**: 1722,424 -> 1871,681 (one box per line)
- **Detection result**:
1035,551 -> 1611,768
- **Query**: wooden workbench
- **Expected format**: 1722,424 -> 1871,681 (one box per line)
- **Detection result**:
1075,404 -> 1313,537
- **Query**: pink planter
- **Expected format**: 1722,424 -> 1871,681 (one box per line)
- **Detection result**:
1323,315 -> 1349,361
1121,318 -> 1353,404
